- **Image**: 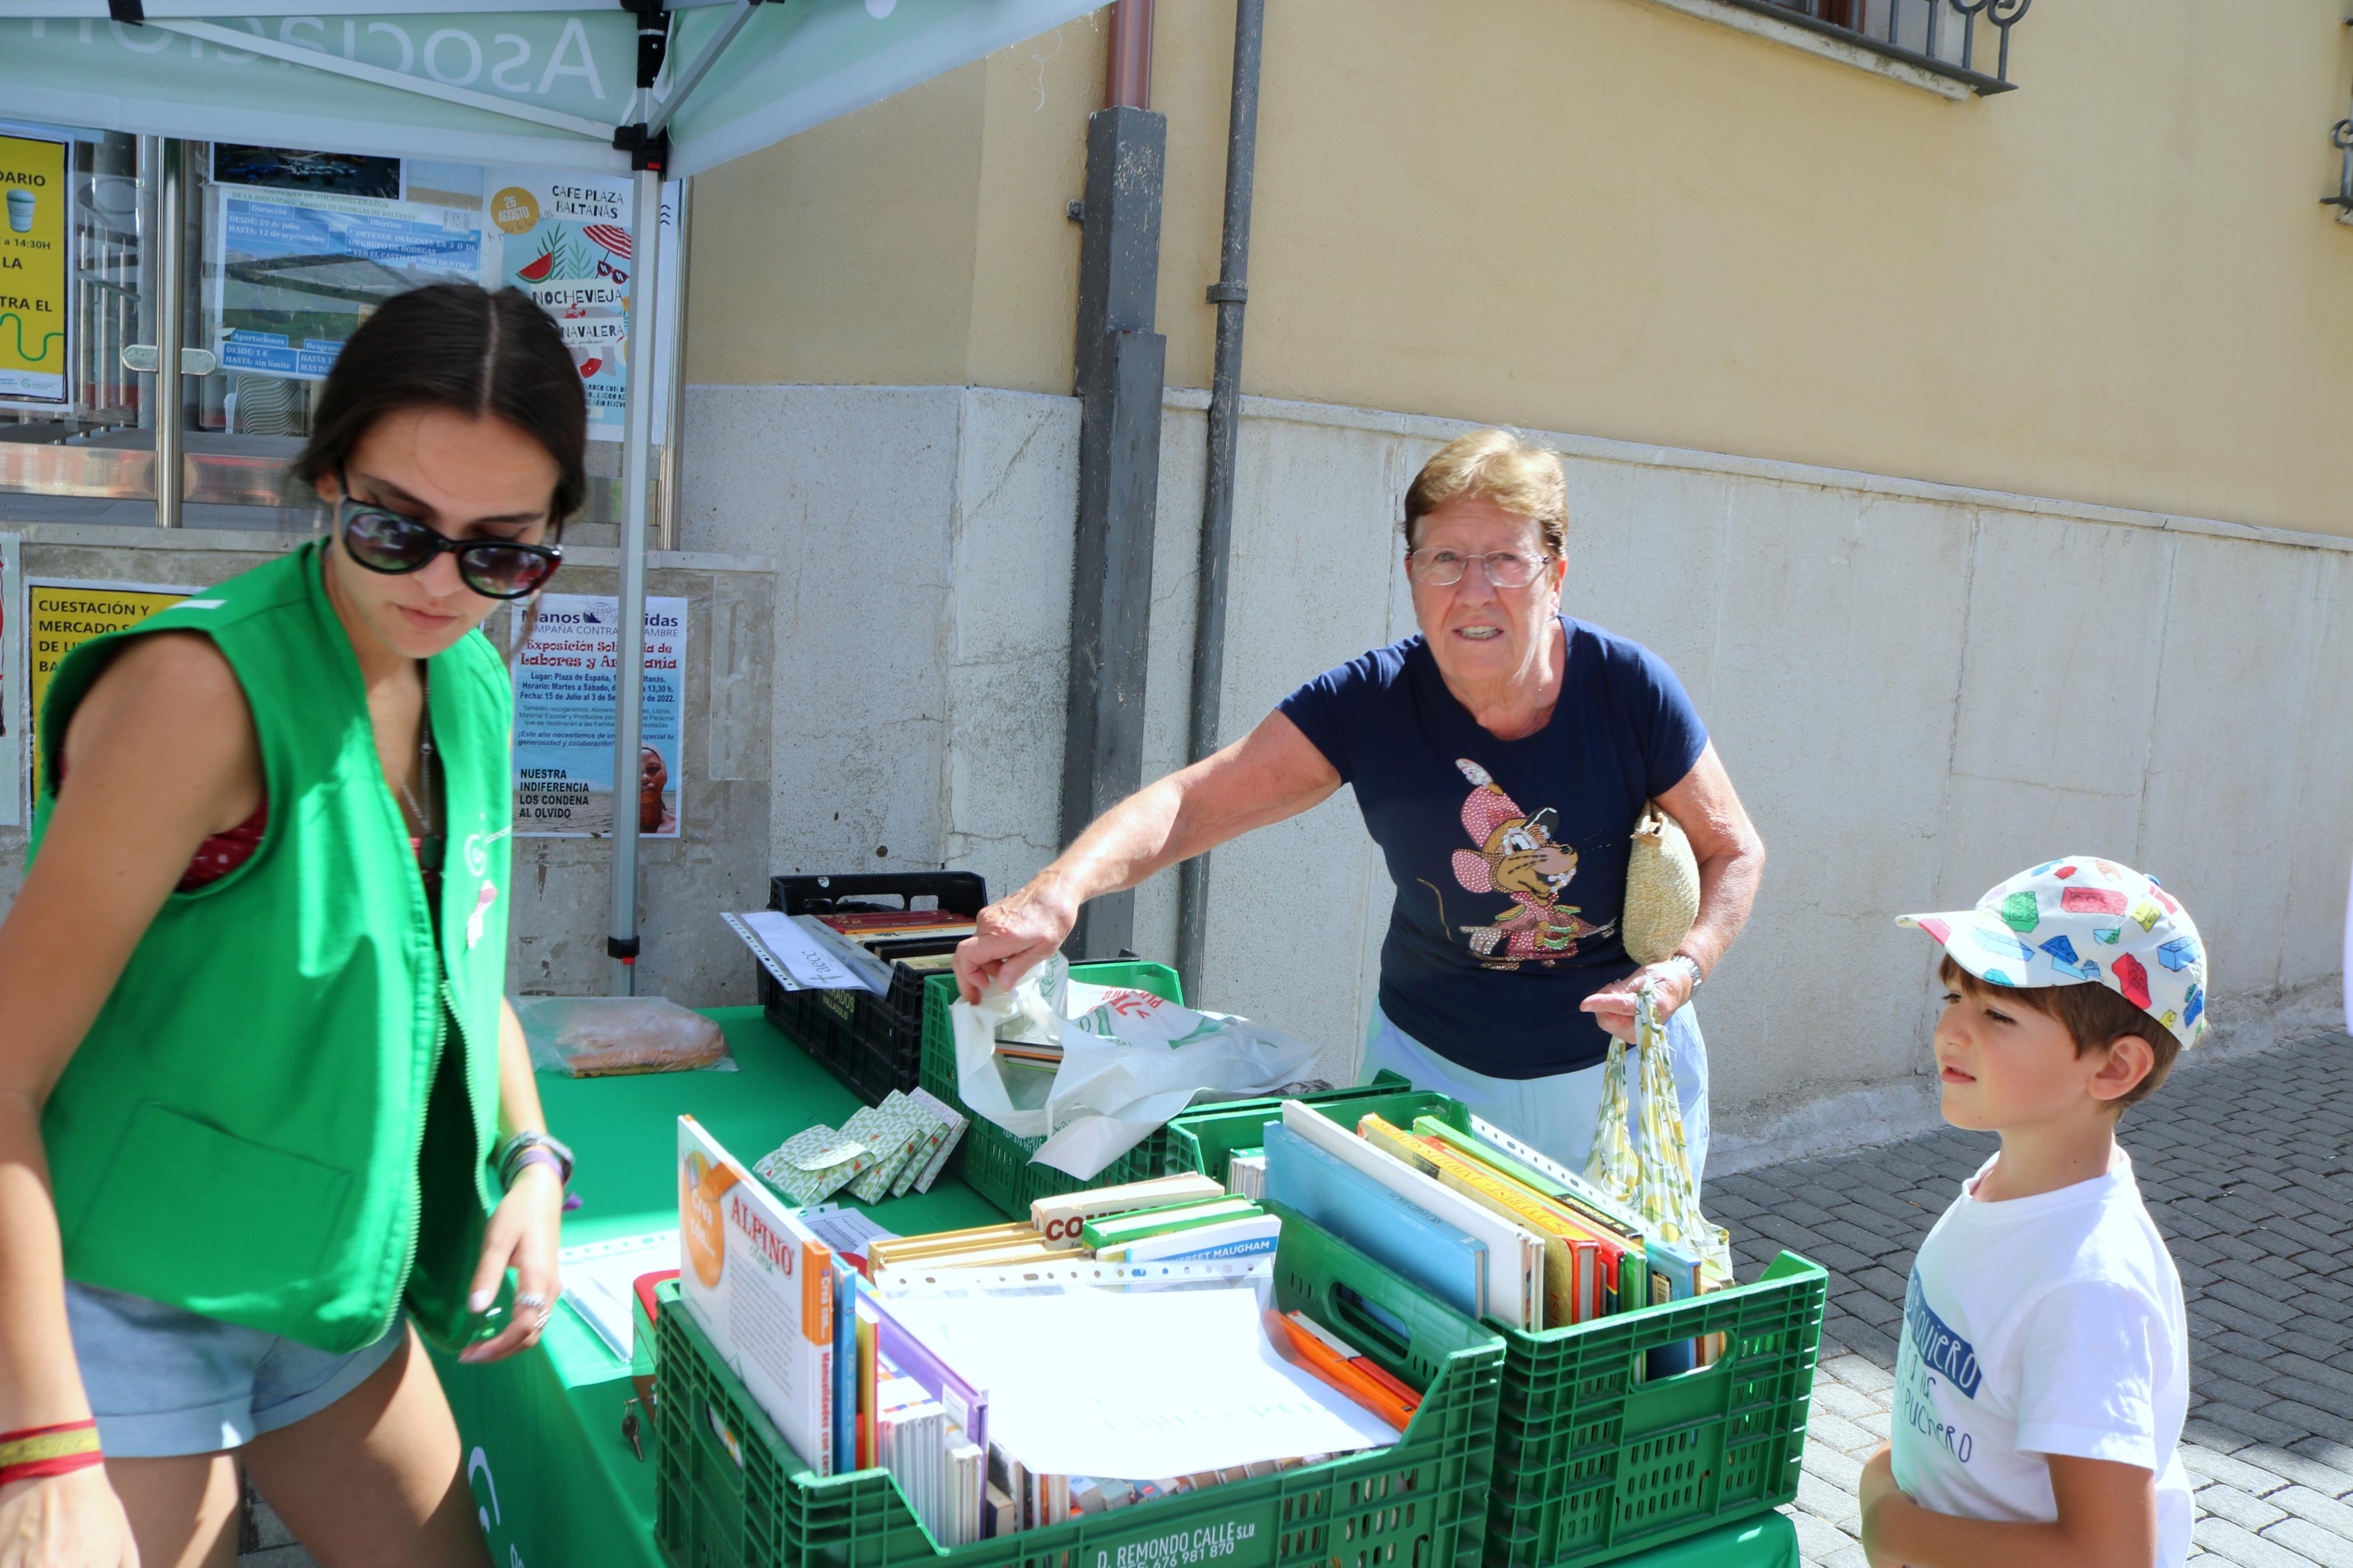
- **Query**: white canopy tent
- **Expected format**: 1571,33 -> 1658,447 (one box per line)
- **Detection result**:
3,0 -> 1101,990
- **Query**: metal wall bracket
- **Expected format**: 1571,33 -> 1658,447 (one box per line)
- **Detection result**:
612,124 -> 673,173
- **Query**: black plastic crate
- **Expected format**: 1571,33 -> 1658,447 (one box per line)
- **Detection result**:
757,872 -> 987,1104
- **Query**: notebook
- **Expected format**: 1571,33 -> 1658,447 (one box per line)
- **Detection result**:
1262,1122 -> 1488,1321
1279,1100 -> 1541,1330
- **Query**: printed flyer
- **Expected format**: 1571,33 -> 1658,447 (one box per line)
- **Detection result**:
24,579 -> 193,798
512,592 -> 684,838
0,131 -> 72,406
0,535 -> 19,826
488,173 -> 634,440
211,185 -> 487,381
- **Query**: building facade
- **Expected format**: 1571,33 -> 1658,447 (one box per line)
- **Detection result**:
676,0 -> 2353,1161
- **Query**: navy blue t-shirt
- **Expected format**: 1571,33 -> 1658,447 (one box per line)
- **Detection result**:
1279,616 -> 1708,1079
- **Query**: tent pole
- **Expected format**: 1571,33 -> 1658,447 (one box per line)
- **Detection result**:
153,138 -> 184,529
608,167 -> 663,995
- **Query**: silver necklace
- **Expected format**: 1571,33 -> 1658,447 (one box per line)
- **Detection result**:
397,665 -> 435,838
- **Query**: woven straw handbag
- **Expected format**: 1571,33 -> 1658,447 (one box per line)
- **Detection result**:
1623,802 -> 1699,965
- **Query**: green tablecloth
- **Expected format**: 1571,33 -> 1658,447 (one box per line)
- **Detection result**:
434,1007 -> 1002,1568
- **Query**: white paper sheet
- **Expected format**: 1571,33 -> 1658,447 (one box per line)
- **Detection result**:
880,1282 -> 1400,1478
798,1203 -> 899,1256
559,1229 -> 679,1360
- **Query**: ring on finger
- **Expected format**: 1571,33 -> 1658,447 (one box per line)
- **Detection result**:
514,1292 -> 549,1312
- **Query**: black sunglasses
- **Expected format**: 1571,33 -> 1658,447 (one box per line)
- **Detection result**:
336,470 -> 563,601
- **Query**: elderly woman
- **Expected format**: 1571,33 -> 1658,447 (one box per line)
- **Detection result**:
956,430 -> 1764,1178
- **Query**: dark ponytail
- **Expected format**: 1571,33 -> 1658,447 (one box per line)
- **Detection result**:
292,283 -> 588,522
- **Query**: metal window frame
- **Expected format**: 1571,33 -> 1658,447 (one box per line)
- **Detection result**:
1709,0 -> 2023,95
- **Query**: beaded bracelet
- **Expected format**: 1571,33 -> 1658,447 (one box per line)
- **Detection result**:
0,1418 -> 102,1487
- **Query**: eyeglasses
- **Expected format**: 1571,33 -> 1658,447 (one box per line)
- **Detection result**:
337,471 -> 562,600
1405,548 -> 1552,589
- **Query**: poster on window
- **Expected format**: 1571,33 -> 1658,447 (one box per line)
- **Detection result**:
24,578 -> 194,805
211,186 -> 488,381
487,172 -> 633,440
511,593 -> 684,838
0,535 -> 20,826
0,131 -> 72,407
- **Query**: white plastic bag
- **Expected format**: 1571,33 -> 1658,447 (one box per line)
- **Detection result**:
950,955 -> 1320,1180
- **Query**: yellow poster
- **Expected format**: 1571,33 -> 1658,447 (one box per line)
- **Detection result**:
0,133 -> 71,406
26,581 -> 192,793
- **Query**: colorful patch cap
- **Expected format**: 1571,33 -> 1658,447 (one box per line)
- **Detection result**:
1899,857 -> 2208,1046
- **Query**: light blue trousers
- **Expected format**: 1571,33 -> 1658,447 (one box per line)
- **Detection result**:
1360,1002 -> 1710,1187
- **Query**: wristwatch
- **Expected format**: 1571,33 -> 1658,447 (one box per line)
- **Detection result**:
496,1129 -> 575,1189
1663,953 -> 1704,992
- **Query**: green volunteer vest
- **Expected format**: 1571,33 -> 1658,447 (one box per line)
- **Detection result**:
28,541 -> 514,1353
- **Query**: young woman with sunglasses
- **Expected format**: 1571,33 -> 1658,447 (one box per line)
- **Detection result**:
0,283 -> 577,1568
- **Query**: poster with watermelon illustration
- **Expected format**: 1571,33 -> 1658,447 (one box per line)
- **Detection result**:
489,172 -> 636,440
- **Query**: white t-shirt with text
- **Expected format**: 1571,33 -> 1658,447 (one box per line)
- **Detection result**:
1891,1147 -> 2192,1567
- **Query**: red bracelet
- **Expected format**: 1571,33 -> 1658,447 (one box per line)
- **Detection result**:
0,1419 -> 102,1487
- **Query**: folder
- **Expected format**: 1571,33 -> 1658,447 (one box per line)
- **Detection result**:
1279,1101 -> 1541,1329
1263,1121 -> 1489,1322
865,1295 -> 990,1459
1273,1311 -> 1418,1431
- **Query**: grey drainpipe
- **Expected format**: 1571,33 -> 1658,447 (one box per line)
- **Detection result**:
1060,0 -> 1167,961
1174,0 -> 1267,997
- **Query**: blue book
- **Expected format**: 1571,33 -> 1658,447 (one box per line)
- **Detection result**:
833,1260 -> 863,1473
1643,1239 -> 1700,1380
1264,1121 -> 1488,1320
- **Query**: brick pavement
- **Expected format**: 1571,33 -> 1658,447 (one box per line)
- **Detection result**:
233,1029 -> 2353,1567
1721,1030 -> 2353,1568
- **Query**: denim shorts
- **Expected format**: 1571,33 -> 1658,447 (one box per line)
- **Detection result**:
63,1281 -> 406,1458
1359,1002 -> 1711,1185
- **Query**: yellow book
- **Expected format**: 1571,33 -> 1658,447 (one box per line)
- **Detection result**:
867,1223 -> 1039,1266
874,1239 -> 1066,1275
856,1306 -> 878,1469
1359,1115 -> 1600,1329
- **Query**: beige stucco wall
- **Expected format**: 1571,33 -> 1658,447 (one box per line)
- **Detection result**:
685,0 -> 2353,538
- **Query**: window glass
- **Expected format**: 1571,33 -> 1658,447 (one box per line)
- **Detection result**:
0,125 -> 154,525
2,134 -> 647,531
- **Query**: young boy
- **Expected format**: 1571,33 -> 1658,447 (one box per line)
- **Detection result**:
1861,858 -> 2204,1568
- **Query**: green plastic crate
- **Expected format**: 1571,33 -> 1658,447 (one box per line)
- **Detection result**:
1145,1092 -> 1829,1567
1484,1251 -> 1823,1568
654,1206 -> 1506,1568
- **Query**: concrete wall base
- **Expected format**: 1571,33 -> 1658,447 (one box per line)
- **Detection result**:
682,380 -> 2353,1133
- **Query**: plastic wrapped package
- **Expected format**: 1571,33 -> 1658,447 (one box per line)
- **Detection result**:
517,995 -> 737,1078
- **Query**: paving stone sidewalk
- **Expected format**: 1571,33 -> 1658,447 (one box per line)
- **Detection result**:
1720,1030 -> 2353,1568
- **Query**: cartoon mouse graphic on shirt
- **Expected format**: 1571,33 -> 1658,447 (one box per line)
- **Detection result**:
1447,759 -> 1616,966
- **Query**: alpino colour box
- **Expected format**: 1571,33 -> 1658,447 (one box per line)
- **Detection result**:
678,1115 -> 836,1473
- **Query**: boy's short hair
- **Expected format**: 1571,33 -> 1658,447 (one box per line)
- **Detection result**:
1939,954 -> 2183,1110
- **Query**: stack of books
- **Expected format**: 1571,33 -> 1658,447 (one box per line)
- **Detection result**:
1266,1101 -> 1715,1370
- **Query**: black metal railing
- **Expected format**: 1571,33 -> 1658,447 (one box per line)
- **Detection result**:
1729,0 -> 2031,94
